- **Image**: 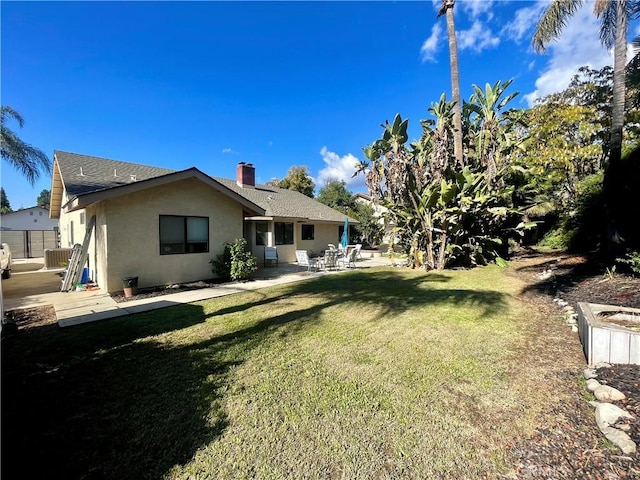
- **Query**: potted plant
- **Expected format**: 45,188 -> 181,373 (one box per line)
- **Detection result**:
122,276 -> 139,298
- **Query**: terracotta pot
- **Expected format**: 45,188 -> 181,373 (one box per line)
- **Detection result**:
123,286 -> 138,298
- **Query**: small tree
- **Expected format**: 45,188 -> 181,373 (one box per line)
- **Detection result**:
37,189 -> 51,208
0,187 -> 11,214
272,166 -> 315,197
210,238 -> 257,281
352,202 -> 382,246
316,180 -> 355,212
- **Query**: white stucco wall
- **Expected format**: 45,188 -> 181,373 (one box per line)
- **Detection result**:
0,207 -> 59,231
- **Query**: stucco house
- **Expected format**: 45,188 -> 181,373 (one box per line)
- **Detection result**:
49,151 -> 356,292
1,206 -> 59,231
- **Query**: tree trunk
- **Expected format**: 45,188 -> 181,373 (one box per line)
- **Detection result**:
436,231 -> 447,270
603,0 -> 627,258
443,1 -> 464,168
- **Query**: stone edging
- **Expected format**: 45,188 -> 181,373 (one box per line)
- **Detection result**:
546,281 -> 637,456
583,364 -> 636,455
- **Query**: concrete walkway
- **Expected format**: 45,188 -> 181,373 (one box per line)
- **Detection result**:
4,256 -> 391,328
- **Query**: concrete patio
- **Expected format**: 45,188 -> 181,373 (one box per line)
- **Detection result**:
2,256 -> 391,328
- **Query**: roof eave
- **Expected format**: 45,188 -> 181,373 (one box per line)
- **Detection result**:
61,168 -> 266,215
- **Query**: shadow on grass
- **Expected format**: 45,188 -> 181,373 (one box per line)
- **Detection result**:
1,267 -> 510,479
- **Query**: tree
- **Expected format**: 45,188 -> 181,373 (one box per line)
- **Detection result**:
1,187 -> 11,214
1,106 -> 51,185
270,166 -> 315,197
438,0 -> 464,168
37,189 -> 51,208
532,0 -> 635,255
357,81 -> 528,270
463,80 -> 523,186
316,180 -> 355,212
351,202 -> 383,247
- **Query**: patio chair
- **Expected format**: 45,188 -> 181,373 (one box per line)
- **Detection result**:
355,244 -> 363,260
264,246 -> 278,267
339,248 -> 358,269
295,250 -> 319,272
323,249 -> 340,270
328,243 -> 336,250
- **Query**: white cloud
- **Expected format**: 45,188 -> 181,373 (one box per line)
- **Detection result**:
222,147 -> 237,154
503,1 -> 548,43
317,147 -> 366,189
458,20 -> 500,52
523,3 -> 613,106
421,23 -> 443,62
461,0 -> 494,20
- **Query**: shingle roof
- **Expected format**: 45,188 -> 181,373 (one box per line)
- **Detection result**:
214,178 -> 354,223
54,151 -> 355,223
54,151 -> 175,197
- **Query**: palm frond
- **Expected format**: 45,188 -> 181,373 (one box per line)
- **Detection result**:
533,0 -> 584,53
596,0 -> 618,49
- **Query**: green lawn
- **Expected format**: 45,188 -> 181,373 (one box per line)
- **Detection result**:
2,266 -> 542,479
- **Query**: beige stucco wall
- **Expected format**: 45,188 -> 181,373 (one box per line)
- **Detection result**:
249,221 -> 340,264
296,222 -> 340,257
100,178 -> 243,292
59,194 -> 99,283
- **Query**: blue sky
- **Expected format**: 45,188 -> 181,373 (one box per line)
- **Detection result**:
1,1 -> 633,210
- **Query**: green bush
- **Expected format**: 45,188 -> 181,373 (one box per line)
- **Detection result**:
210,238 -> 257,281
537,173 -> 605,252
616,250 -> 640,276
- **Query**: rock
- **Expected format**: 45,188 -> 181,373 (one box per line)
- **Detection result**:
586,379 -> 601,392
571,325 -> 578,333
601,426 -> 637,454
557,300 -> 568,307
595,362 -> 611,369
583,368 -> 598,380
589,400 -> 601,408
595,403 -> 634,430
563,305 -> 574,312
618,424 -> 631,432
593,385 -> 626,402
539,270 -> 555,281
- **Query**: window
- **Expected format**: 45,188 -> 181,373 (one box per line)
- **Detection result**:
274,222 -> 294,245
159,215 -> 209,255
301,224 -> 314,240
256,222 -> 268,246
80,212 -> 86,225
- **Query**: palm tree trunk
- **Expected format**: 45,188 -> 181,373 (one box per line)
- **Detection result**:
442,0 -> 464,168
603,0 -> 627,257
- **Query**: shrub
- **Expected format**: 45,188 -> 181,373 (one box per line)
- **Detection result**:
616,250 -> 640,276
537,173 -> 605,252
210,238 -> 257,281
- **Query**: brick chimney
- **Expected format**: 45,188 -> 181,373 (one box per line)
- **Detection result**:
236,162 -> 255,188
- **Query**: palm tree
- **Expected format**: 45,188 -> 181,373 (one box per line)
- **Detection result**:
438,0 -> 464,168
533,1 -> 634,254
1,106 -> 50,185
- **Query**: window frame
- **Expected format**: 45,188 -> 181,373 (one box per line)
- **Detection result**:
274,222 -> 294,245
159,215 -> 209,255
301,224 -> 315,241
255,221 -> 268,246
